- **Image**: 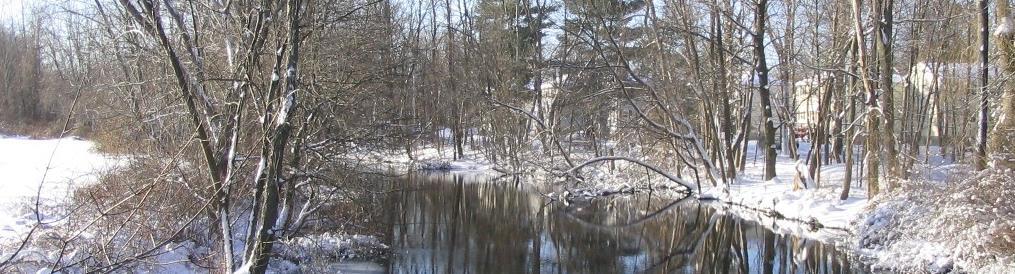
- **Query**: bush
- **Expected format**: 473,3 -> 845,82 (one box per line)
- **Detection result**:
417,161 -> 452,171
854,167 -> 1015,273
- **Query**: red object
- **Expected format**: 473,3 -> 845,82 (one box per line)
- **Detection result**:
793,126 -> 809,139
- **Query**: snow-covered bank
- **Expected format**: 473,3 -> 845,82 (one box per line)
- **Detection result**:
333,138 -> 1015,273
344,145 -> 498,174
0,135 -> 127,273
853,168 -> 1015,273
0,134 -> 393,273
138,233 -> 389,273
0,136 -> 121,242
698,156 -> 868,231
274,233 -> 388,272
511,140 -> 871,239
360,140 -> 867,237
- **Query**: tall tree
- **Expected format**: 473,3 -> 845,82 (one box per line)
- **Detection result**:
851,0 -> 881,197
446,0 -> 466,160
876,0 -> 899,181
994,0 -> 1015,170
114,0 -> 239,269
977,0 -> 990,171
242,0 -> 304,272
755,0 -> 777,180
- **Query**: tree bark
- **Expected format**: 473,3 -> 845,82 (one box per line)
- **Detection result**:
242,0 -> 303,273
754,0 -> 777,181
851,0 -> 881,197
876,0 -> 900,182
993,0 -> 1015,170
976,0 -> 990,170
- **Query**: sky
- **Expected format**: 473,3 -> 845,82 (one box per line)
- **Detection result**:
0,0 -> 27,23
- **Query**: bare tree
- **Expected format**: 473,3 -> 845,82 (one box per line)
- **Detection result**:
873,0 -> 899,183
850,0 -> 881,197
976,0 -> 990,171
755,0 -> 777,181
994,0 -> 1015,170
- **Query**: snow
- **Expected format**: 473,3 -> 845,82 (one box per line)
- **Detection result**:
0,135 -> 126,273
350,145 -> 497,174
0,136 -> 115,203
697,141 -> 867,234
996,16 -> 1014,36
280,233 -> 387,261
143,240 -> 204,273
0,136 -> 121,243
342,129 -> 500,175
274,233 -> 388,273
853,167 -> 1015,273
3,130 -> 1005,273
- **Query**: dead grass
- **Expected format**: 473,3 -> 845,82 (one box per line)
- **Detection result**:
58,160 -> 214,271
0,121 -> 64,139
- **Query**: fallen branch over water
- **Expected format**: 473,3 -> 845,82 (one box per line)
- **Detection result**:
560,156 -> 696,191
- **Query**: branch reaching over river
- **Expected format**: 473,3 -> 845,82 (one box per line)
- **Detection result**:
559,156 -> 697,191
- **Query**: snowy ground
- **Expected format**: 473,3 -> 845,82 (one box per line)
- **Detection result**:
274,233 -> 388,273
344,144 -> 498,174
134,233 -> 389,273
365,139 -> 1015,273
852,166 -> 1015,273
0,135 -> 121,244
4,133 -> 1008,273
363,139 -> 870,238
0,135 -> 393,273
698,141 -> 869,236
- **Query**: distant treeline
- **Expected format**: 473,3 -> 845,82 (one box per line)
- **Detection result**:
0,22 -> 71,136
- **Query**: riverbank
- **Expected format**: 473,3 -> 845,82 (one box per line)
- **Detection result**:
342,144 -> 497,173
360,140 -> 1013,273
362,142 -> 869,231
0,135 -> 395,273
853,167 -> 1015,273
3,134 -> 1010,273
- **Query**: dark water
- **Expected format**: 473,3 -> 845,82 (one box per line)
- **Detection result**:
354,173 -> 865,274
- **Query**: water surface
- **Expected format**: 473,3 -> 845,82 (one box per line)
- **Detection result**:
352,173 -> 865,273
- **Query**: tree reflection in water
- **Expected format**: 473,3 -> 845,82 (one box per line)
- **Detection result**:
353,173 -> 865,274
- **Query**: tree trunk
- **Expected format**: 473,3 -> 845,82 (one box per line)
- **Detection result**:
876,0 -> 899,183
842,38 -> 859,200
851,0 -> 880,197
242,0 -> 303,273
114,0 -> 237,270
754,0 -> 777,181
994,0 -> 1015,170
976,0 -> 990,170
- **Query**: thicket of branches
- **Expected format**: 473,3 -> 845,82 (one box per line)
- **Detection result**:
2,0 -> 1014,272
0,22 -> 74,135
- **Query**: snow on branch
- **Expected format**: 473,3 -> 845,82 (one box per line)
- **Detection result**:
562,156 -> 696,191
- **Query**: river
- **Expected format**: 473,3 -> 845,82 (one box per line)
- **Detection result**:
335,172 -> 866,273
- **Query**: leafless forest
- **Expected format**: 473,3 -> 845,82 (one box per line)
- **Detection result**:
0,0 -> 1013,273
